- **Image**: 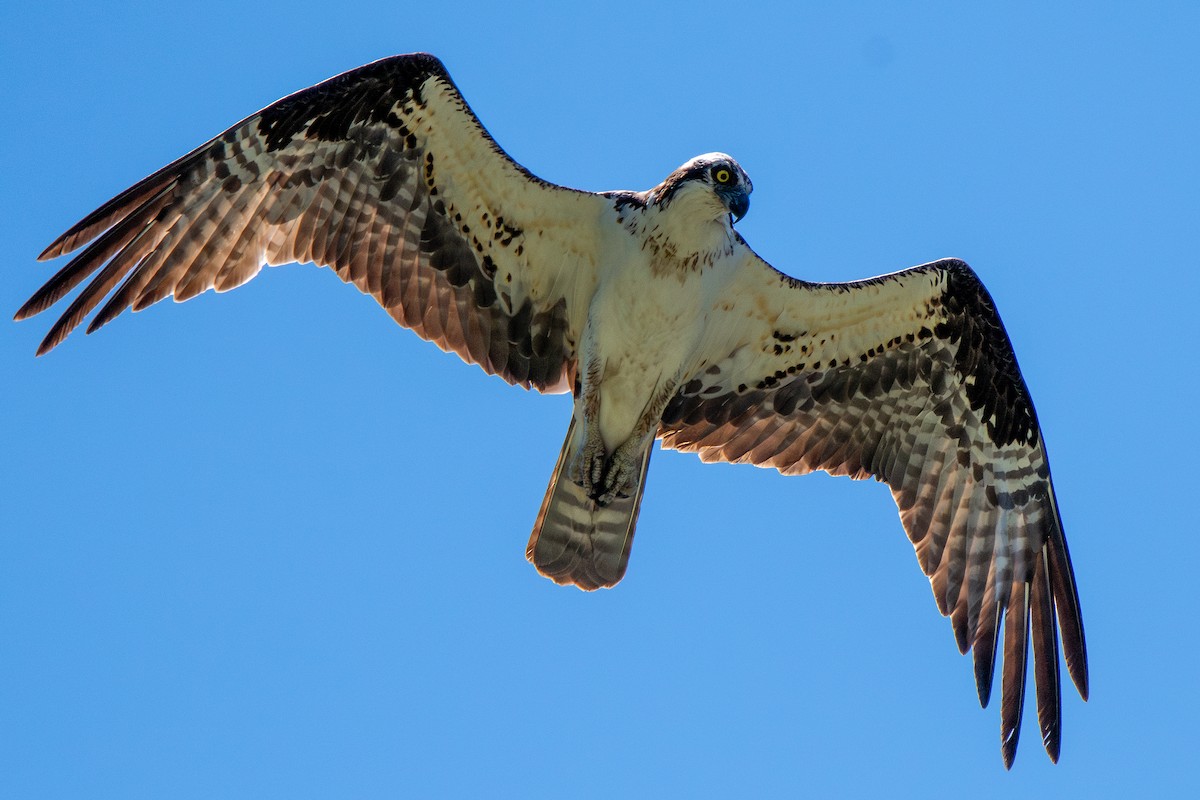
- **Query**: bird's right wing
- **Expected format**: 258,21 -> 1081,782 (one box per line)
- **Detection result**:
20,53 -> 612,393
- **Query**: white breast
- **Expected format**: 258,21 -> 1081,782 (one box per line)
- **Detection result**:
587,240 -> 739,450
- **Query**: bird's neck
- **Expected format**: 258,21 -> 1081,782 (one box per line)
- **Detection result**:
635,193 -> 734,273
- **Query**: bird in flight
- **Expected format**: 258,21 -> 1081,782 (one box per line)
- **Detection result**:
18,53 -> 1087,767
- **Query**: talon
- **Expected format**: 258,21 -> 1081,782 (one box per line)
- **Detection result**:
570,419 -> 608,503
597,437 -> 641,505
589,452 -> 606,498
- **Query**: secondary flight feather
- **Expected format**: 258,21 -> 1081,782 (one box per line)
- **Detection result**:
18,53 -> 1087,767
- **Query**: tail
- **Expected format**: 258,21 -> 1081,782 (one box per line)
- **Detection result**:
526,418 -> 654,590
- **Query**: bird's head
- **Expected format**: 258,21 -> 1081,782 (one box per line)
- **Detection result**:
651,153 -> 753,225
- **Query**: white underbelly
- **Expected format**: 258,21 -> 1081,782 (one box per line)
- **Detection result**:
588,272 -> 705,450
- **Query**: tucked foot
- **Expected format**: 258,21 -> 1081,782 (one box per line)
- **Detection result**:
568,420 -> 608,503
596,437 -> 644,506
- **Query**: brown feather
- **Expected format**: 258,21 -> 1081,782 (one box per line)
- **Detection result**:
1000,580 -> 1030,769
19,185 -> 174,323
1046,507 -> 1089,700
24,54 -> 586,394
659,257 -> 1087,765
527,419 -> 653,590
1031,543 -> 1063,761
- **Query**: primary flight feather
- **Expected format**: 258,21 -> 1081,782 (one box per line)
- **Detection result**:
18,53 -> 1087,767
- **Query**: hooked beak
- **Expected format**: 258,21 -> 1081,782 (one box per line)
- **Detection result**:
726,190 -> 750,223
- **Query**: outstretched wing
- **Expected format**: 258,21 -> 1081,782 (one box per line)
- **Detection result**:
660,253 -> 1088,767
19,53 -> 608,392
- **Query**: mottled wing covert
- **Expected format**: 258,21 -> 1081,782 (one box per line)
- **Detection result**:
20,53 -> 608,392
660,254 -> 1088,767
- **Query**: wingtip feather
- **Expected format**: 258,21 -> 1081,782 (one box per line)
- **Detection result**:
972,599 -> 1003,708
1030,544 -> 1063,763
1001,737 -> 1017,770
14,295 -> 47,322
1047,527 -> 1089,701
38,234 -> 77,262
999,581 -> 1030,769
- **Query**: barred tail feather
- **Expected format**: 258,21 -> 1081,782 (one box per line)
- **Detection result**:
526,418 -> 653,590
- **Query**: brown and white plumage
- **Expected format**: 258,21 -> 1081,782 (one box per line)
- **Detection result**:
18,53 -> 1086,767
660,256 -> 1087,765
21,54 -> 593,390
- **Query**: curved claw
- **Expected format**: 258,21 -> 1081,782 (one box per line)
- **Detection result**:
597,437 -> 643,505
567,419 -> 608,503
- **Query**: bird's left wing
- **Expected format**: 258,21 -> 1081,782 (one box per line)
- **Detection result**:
19,54 -> 609,392
660,252 -> 1087,766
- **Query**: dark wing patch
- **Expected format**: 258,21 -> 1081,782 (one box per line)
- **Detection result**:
660,257 -> 1087,766
20,54 -> 594,392
936,266 -> 1039,448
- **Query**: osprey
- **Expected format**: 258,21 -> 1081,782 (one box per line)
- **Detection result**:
18,53 -> 1087,767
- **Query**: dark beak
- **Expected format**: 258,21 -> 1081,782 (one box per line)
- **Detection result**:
728,191 -> 750,223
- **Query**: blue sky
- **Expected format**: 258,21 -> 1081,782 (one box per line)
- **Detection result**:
3,2 -> 1197,797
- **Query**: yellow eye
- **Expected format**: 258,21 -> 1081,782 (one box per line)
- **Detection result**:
713,168 -> 733,185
